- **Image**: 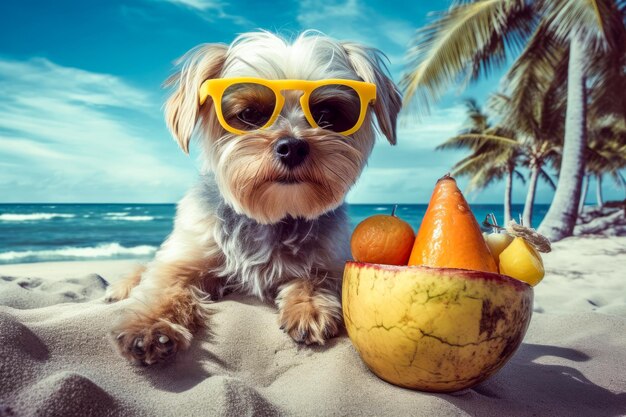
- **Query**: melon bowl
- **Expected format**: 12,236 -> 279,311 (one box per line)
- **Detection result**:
342,261 -> 533,393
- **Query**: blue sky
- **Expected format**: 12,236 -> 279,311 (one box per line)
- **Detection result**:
0,0 -> 621,204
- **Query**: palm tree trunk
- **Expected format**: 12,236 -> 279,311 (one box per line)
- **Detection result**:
538,35 -> 587,241
504,168 -> 513,224
523,164 -> 540,227
595,173 -> 604,208
579,173 -> 589,214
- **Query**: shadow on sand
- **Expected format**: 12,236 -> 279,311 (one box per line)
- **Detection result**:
445,343 -> 626,416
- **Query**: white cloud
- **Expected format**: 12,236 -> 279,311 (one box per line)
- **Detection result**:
151,0 -> 253,26
395,105 -> 468,148
0,137 -> 71,161
0,59 -> 151,110
296,0 -> 415,80
162,0 -> 221,10
297,0 -> 360,25
0,57 -> 195,202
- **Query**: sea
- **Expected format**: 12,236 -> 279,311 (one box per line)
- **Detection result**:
0,204 -> 549,264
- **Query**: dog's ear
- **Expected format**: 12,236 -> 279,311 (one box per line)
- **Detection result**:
164,44 -> 228,153
342,43 -> 402,145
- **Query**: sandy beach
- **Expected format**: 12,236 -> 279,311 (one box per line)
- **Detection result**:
1,235 -> 625,416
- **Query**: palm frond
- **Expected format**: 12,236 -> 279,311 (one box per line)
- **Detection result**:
466,163 -> 508,191
401,0 -> 534,113
587,8 -> 626,120
443,133 -> 518,148
501,24 -> 567,138
543,0 -> 626,49
464,98 -> 482,114
466,2 -> 536,82
539,168 -> 557,189
451,151 -> 496,175
613,170 -> 626,194
587,114 -> 626,174
438,95 -> 523,193
486,93 -> 511,117
609,169 -> 626,188
536,49 -> 568,141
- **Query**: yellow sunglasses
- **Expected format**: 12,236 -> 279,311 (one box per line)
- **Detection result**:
198,78 -> 376,136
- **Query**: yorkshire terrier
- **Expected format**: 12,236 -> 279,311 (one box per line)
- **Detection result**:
106,31 -> 401,365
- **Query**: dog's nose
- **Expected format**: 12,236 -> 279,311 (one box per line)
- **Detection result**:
274,137 -> 310,168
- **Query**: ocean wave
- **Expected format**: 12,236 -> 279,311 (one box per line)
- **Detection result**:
374,207 -> 388,211
105,212 -> 128,216
0,243 -> 157,262
0,213 -> 75,221
106,215 -> 154,221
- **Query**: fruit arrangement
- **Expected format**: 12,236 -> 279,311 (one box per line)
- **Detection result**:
349,174 -> 551,285
343,174 -> 550,392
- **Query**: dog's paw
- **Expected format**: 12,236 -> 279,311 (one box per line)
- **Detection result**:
104,284 -> 130,303
104,266 -> 145,303
112,319 -> 192,365
276,282 -> 342,345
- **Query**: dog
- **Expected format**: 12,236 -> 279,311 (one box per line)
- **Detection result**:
105,31 -> 402,365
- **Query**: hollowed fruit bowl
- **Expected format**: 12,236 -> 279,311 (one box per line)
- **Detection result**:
342,261 -> 533,392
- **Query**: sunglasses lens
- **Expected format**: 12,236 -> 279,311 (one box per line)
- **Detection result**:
309,84 -> 362,133
221,83 -> 276,131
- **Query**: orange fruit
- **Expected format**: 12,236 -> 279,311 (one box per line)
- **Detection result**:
351,207 -> 415,265
408,174 -> 498,273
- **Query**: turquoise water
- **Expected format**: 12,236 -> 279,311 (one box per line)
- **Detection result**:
0,204 -> 549,264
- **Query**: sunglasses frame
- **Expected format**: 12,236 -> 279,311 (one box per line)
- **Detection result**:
198,77 -> 377,136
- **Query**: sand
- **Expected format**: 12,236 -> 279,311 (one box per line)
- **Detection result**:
1,237 -> 625,417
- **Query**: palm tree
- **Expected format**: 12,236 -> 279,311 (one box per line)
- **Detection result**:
596,174 -> 604,207
401,0 -> 626,241
565,117 -> 626,212
444,94 -> 559,228
436,99 -> 523,223
487,48 -> 565,228
520,143 -> 557,227
586,116 -> 626,207
579,173 -> 591,213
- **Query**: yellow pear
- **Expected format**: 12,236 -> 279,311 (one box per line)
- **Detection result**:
484,232 -> 514,266
498,237 -> 545,286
